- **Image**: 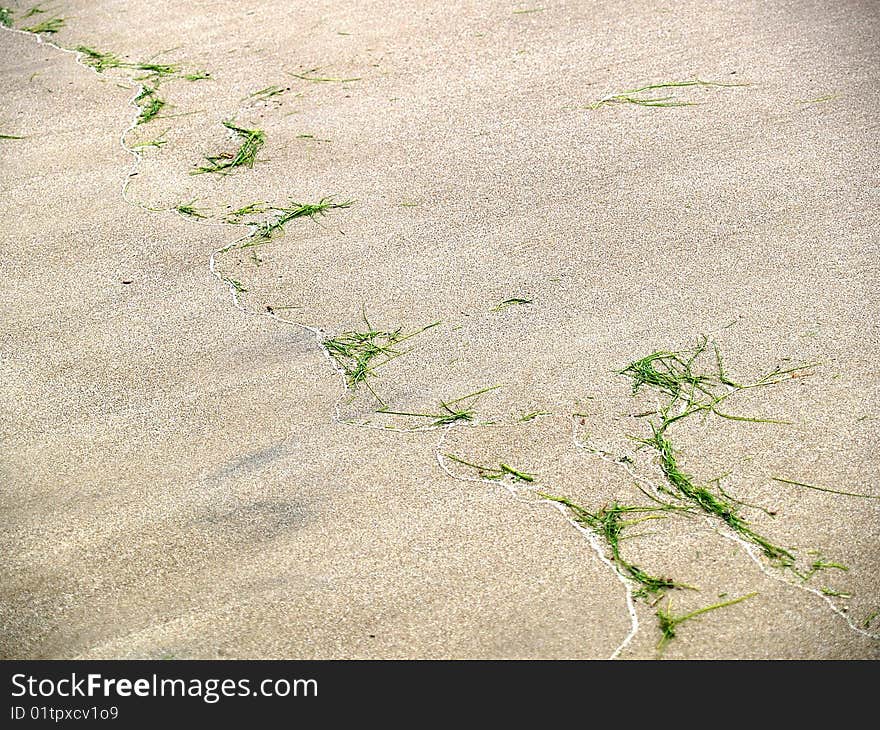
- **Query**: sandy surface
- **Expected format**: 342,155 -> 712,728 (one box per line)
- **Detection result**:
1,0 -> 878,659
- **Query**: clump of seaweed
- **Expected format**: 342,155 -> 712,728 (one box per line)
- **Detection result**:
656,593 -> 757,652
620,338 -> 812,427
0,7 -> 13,26
132,61 -> 179,83
0,132 -> 24,140
643,428 -> 795,566
540,493 -> 685,596
323,312 -> 440,405
192,121 -> 265,175
377,386 -> 500,426
23,14 -> 64,33
590,79 -> 746,109
135,86 -> 165,124
619,338 -> 825,569
246,198 -> 353,242
75,45 -> 200,83
76,46 -> 124,72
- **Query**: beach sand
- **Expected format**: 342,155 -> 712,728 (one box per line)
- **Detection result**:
1,0 -> 878,659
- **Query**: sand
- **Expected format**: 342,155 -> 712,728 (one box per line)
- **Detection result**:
1,0 -> 878,659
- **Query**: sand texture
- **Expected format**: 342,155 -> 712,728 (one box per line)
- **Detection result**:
1,0 -> 879,659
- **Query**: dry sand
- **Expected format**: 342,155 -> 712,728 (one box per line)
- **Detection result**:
1,0 -> 879,659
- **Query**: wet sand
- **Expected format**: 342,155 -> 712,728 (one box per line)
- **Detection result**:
1,0 -> 879,658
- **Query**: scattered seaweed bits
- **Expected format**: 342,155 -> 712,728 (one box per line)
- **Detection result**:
445,455 -> 535,482
591,79 -> 747,109
771,476 -> 880,500
519,410 -> 550,422
287,69 -> 361,83
246,85 -> 288,102
491,297 -> 533,312
378,385 -> 500,427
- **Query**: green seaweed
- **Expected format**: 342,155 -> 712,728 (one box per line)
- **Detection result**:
21,4 -> 45,19
246,85 -> 288,102
76,46 -> 124,72
797,94 -> 836,105
591,79 -> 746,109
135,85 -> 165,124
445,454 -> 535,482
246,198 -> 353,242
287,69 -> 361,83
492,297 -> 533,312
23,15 -> 63,33
643,429 -> 795,565
540,493 -> 685,595
132,61 -> 179,82
795,555 -> 849,583
377,385 -> 499,426
820,587 -> 852,599
175,200 -> 209,219
656,593 -> 758,652
76,46 -> 195,82
130,131 -> 168,150
225,202 -> 268,223
519,410 -> 551,422
619,339 -> 821,566
771,476 -> 880,500
324,312 -> 440,404
192,121 -> 265,175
